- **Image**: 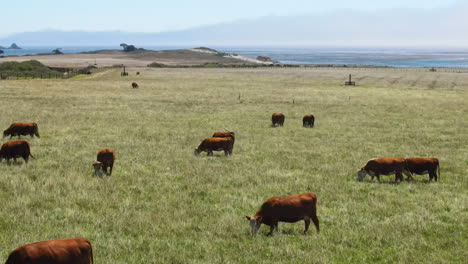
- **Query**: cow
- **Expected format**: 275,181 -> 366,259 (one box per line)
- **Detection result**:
131,82 -> 139,88
303,115 -> 315,128
245,192 -> 319,236
357,157 -> 412,182
194,137 -> 234,156
96,149 -> 115,176
0,140 -> 34,164
404,158 -> 440,182
5,238 -> 93,264
136,72 -> 140,75
271,113 -> 285,127
3,123 -> 40,139
212,130 -> 235,143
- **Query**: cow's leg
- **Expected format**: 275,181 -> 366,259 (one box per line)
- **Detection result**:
304,216 -> 311,234
267,223 -> 276,236
429,171 -> 436,182
109,163 -> 113,176
403,170 -> 413,181
274,222 -> 279,232
396,172 -> 403,183
376,174 -> 381,183
23,156 -> 28,164
207,151 -> 213,156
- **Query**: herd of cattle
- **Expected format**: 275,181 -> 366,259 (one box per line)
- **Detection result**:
1,116 -> 440,263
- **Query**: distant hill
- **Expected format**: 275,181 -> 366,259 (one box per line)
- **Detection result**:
0,43 -> 21,49
0,48 -> 260,68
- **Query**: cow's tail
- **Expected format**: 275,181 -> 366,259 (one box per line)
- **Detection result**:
437,160 -> 440,181
89,243 -> 94,264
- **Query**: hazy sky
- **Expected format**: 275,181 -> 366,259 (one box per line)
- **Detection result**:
0,0 -> 461,37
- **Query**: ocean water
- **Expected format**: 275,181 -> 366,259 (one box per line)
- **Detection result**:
2,45 -> 468,68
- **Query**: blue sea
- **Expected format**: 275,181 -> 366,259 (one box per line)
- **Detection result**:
2,45 -> 468,68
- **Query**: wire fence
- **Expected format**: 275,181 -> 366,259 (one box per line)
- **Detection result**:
0,71 -> 80,80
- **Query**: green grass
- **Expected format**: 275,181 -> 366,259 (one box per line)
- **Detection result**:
0,68 -> 467,263
0,60 -> 61,75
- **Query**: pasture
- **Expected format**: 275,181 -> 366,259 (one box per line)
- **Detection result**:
0,67 -> 467,263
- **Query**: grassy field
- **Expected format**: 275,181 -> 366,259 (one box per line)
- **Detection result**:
0,68 -> 467,263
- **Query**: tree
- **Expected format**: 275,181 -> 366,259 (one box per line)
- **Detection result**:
52,48 -> 63,55
120,43 -> 137,52
0,50 -> 4,55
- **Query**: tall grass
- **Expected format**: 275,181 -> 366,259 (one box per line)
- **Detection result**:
0,68 -> 467,263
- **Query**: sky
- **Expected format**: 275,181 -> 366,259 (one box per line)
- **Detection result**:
0,0 -> 461,37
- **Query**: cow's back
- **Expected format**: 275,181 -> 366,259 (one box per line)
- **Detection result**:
5,238 -> 93,264
405,158 -> 438,173
260,193 -> 317,222
1,141 -> 31,156
364,157 -> 406,174
97,149 -> 115,163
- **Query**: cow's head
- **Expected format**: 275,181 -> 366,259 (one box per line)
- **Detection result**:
2,129 -> 9,138
93,161 -> 103,176
357,168 -> 367,182
194,148 -> 201,156
245,215 -> 262,235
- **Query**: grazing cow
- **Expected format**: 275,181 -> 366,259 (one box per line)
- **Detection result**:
405,158 -> 440,182
97,149 -> 115,176
131,82 -> 139,88
303,115 -> 315,128
3,123 -> 40,139
194,137 -> 234,156
136,72 -> 140,75
5,238 -> 93,264
357,157 -> 412,182
212,130 -> 235,143
0,140 -> 34,164
246,192 -> 319,236
271,113 -> 285,127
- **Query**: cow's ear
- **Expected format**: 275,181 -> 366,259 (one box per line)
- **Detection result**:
245,216 -> 251,221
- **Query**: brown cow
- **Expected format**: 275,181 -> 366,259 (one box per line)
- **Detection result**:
0,140 -> 34,164
3,123 -> 40,139
5,238 -> 93,264
194,137 -> 234,156
246,192 -> 319,236
212,130 -> 235,143
405,158 -> 440,182
303,115 -> 315,128
131,82 -> 139,88
357,157 -> 412,182
96,149 -> 115,175
271,113 -> 285,127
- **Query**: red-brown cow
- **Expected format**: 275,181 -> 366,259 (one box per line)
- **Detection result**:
5,238 -> 93,264
96,149 -> 115,176
245,192 -> 319,236
271,113 -> 285,127
194,137 -> 234,156
357,157 -> 412,182
0,140 -> 34,164
3,123 -> 40,139
405,158 -> 440,182
131,82 -> 139,88
303,115 -> 315,128
212,130 -> 235,143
